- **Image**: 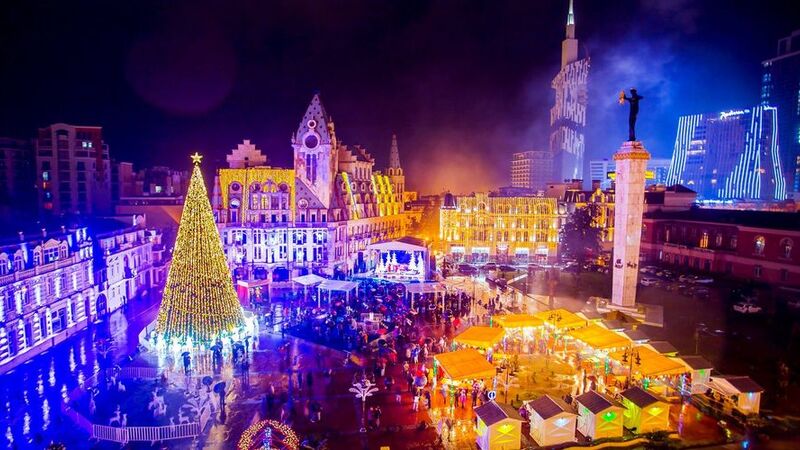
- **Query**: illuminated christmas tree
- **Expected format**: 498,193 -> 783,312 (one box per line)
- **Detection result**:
154,153 -> 245,345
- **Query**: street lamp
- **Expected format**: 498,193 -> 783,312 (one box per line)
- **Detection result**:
349,377 -> 379,433
621,347 -> 642,389
545,312 -> 562,371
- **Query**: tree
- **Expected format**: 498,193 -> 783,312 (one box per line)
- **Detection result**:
559,203 -> 603,282
154,154 -> 245,345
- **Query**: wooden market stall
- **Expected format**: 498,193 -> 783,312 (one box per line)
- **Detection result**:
526,395 -> 577,447
619,387 -> 671,434
706,375 -> 763,416
575,390 -> 624,441
493,314 -> 544,330
534,308 -> 588,331
678,355 -> 714,395
474,401 -> 525,450
607,346 -> 688,395
434,348 -> 497,382
566,324 -> 632,351
453,326 -> 505,349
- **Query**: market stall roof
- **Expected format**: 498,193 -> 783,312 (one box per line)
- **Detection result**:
292,274 -> 327,286
527,395 -> 575,419
567,324 -> 631,350
646,341 -> 678,355
620,387 -> 662,408
620,328 -> 650,343
709,375 -> 764,394
453,326 -> 505,348
404,282 -> 446,295
601,319 -> 626,331
435,348 -> 497,381
679,355 -> 713,371
608,346 -> 688,377
493,314 -> 544,329
318,279 -> 358,292
474,401 -> 524,426
575,390 -> 623,414
534,308 -> 587,330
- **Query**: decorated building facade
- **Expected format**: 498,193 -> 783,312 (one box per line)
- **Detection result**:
0,222 -> 162,371
213,94 -> 407,281
439,192 -> 561,264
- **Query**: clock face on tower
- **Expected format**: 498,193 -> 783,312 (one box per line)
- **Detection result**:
304,133 -> 319,149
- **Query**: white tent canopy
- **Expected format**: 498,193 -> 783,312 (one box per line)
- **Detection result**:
404,282 -> 446,295
316,279 -> 359,308
367,239 -> 428,253
292,274 -> 326,286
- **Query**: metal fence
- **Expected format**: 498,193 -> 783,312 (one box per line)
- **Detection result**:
92,422 -> 200,444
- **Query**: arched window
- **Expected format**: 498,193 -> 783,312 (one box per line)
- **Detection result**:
715,233 -> 723,247
754,236 -> 766,255
780,238 -> 793,259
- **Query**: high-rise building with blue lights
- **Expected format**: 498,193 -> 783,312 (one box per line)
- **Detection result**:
761,29 -> 800,192
666,106 -> 786,202
550,0 -> 589,182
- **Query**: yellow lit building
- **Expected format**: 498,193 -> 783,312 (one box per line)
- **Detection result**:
440,192 -> 560,264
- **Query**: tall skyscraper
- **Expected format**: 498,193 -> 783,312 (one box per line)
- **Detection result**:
666,107 -> 786,202
34,124 -> 112,215
510,150 -> 552,191
549,0 -> 590,182
761,29 -> 800,192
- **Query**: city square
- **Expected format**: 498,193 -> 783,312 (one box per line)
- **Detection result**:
2,1 -> 800,449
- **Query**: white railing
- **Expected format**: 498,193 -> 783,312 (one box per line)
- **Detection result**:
92,422 -> 200,444
92,424 -> 128,443
119,366 -> 161,379
198,406 -> 212,430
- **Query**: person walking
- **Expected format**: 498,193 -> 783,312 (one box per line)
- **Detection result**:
412,394 -> 420,411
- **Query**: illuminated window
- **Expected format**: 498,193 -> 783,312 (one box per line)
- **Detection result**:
699,231 -> 709,249
754,236 -> 766,256
715,233 -> 723,247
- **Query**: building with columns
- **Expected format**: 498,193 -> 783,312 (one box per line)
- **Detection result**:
611,141 -> 650,308
439,192 -> 561,264
213,94 -> 407,288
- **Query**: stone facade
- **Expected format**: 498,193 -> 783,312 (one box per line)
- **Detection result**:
611,141 -> 650,308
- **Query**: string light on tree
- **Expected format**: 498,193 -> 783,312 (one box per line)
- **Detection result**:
154,153 -> 246,346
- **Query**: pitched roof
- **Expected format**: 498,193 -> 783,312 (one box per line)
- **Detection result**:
575,390 -> 622,414
527,395 -> 574,420
715,375 -> 764,393
647,341 -> 678,354
620,387 -> 662,408
434,349 -> 497,381
474,401 -> 524,426
679,355 -> 713,370
620,328 -> 650,342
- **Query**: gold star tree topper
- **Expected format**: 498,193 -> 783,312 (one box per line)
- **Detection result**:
190,152 -> 203,165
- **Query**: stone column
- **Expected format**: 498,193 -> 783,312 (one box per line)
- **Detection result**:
611,141 -> 650,308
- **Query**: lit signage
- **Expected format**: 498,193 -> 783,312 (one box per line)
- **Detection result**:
606,171 -> 654,180
719,109 -> 750,119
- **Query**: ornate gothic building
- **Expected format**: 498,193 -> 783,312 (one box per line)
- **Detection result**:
213,94 -> 407,289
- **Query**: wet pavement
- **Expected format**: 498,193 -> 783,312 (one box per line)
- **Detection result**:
0,292 -> 162,449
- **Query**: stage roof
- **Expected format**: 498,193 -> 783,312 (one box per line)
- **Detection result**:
404,281 -> 446,294
453,326 -> 505,348
434,348 -> 497,381
566,324 -> 631,350
608,346 -> 688,377
493,314 -> 544,329
534,308 -> 587,330
367,237 -> 428,253
318,279 -> 358,292
292,274 -> 326,286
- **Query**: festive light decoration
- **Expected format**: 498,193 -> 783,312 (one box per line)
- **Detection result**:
237,420 -> 299,450
154,155 -> 245,344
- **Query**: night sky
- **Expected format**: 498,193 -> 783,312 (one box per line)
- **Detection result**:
0,1 -> 797,193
